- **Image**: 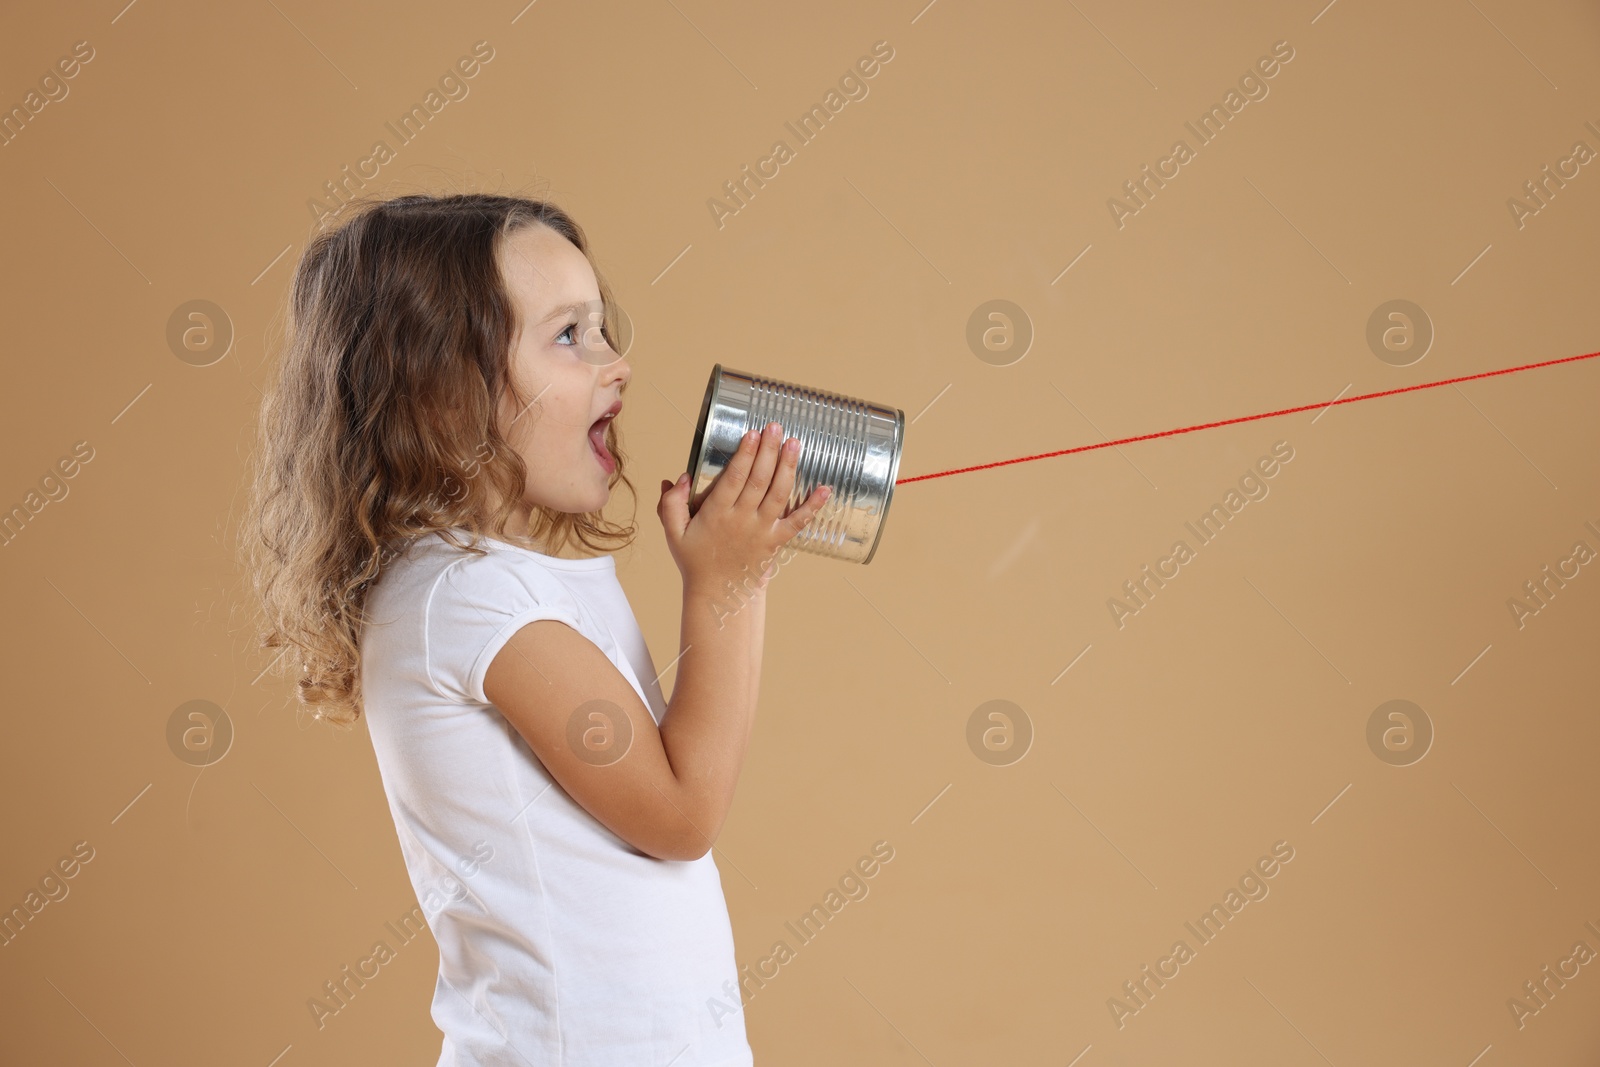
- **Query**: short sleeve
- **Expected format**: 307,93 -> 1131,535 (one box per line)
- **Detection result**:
423,549 -> 587,706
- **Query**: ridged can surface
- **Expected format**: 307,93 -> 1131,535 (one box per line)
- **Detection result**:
685,365 -> 904,564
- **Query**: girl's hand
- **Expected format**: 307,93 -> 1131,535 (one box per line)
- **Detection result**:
657,422 -> 831,593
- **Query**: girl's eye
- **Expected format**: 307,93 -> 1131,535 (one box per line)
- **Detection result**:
556,322 -> 578,346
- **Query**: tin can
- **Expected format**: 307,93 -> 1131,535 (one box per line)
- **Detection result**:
685,364 -> 904,565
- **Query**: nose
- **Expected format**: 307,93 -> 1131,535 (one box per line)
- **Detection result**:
601,344 -> 632,389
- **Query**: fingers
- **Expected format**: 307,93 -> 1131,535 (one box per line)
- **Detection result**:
758,432 -> 801,518
656,472 -> 690,541
693,422 -> 831,556
736,423 -> 785,511
780,483 -> 832,539
705,426 -> 761,508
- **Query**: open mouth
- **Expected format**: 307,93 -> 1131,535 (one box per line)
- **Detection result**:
588,409 -> 617,473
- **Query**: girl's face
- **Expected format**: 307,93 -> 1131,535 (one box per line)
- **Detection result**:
495,223 -> 632,528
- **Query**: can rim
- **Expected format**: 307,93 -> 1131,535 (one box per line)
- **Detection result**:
685,363 -> 723,515
860,405 -> 904,565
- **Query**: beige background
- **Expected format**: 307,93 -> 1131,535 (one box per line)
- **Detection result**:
3,0 -> 1598,1063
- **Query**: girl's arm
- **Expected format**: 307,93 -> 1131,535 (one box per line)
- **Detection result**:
484,424 -> 825,862
484,604 -> 755,862
654,576 -> 765,857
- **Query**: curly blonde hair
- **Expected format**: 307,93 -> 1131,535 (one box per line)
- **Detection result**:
240,192 -> 637,727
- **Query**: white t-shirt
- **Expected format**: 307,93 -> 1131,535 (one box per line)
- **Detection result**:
359,529 -> 754,1067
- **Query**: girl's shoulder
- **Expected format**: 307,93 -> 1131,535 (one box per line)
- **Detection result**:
384,530 -> 573,595
365,530 -> 595,706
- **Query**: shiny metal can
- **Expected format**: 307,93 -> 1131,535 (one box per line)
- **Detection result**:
685,364 -> 904,565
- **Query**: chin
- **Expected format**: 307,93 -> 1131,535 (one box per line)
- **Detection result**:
551,496 -> 605,516
576,481 -> 611,513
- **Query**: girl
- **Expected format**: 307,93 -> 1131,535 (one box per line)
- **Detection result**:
243,192 -> 832,1066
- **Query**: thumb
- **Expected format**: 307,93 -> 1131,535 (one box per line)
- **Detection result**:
657,472 -> 691,537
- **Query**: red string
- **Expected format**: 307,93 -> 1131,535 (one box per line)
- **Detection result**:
895,348 -> 1600,486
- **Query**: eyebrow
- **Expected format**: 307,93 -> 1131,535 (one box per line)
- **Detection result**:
536,300 -> 598,325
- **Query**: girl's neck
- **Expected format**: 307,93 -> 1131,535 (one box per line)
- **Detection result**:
499,509 -> 600,561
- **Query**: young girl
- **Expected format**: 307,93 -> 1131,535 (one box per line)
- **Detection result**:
243,192 -> 831,1066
